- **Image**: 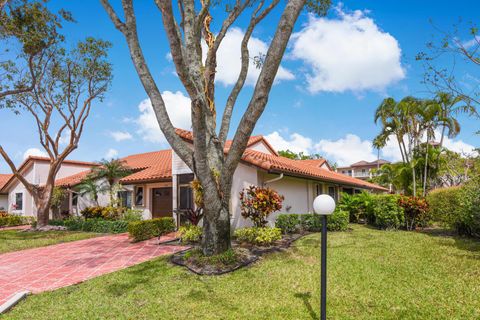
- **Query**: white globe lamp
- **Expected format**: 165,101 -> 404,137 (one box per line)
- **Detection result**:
313,194 -> 336,215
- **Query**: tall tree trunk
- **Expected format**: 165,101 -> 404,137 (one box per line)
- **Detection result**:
35,185 -> 53,228
422,140 -> 430,197
201,188 -> 231,255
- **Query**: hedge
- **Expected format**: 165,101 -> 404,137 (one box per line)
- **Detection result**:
275,209 -> 349,233
427,187 -> 463,229
128,217 -> 175,242
367,194 -> 404,230
0,215 -> 34,227
234,227 -> 282,245
50,218 -> 129,234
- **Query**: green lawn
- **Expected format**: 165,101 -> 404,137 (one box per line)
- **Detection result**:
0,229 -> 98,254
2,225 -> 480,319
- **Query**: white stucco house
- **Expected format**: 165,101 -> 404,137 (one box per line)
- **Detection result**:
0,129 -> 387,228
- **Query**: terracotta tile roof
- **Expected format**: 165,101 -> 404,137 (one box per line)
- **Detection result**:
0,174 -> 13,191
119,150 -> 172,184
55,170 -> 92,187
242,149 -> 388,191
298,159 -> 328,168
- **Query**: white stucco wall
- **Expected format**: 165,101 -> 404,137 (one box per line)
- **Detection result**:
249,141 -> 275,155
0,194 -> 8,211
230,163 -> 259,229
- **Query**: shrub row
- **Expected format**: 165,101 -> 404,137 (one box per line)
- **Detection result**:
50,218 -> 129,233
234,227 -> 282,246
0,215 -> 34,227
128,217 -> 175,242
80,206 -> 143,221
427,180 -> 480,238
275,210 -> 349,234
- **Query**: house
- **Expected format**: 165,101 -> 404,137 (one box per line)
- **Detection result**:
337,159 -> 391,180
0,174 -> 12,211
0,130 -> 387,228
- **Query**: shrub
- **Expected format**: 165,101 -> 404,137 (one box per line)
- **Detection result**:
275,214 -> 300,234
0,214 -> 34,227
80,206 -> 121,220
275,210 -> 349,233
369,194 -> 404,230
178,225 -> 202,244
339,192 -> 373,223
51,218 -> 129,233
427,187 -> 462,228
398,196 -> 430,230
234,227 -> 282,246
128,217 -> 175,242
239,185 -> 284,227
119,209 -> 143,222
457,178 -> 480,238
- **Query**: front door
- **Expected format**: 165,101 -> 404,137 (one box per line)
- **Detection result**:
151,187 -> 172,218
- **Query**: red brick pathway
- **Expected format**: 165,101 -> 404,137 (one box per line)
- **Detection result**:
0,233 -> 187,306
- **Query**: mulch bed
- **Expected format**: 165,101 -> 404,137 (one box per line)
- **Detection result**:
170,232 -> 306,275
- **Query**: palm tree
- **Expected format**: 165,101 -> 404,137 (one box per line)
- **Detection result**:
91,159 -> 131,206
76,176 -> 101,206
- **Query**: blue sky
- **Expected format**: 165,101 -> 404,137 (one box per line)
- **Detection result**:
1,0 -> 479,171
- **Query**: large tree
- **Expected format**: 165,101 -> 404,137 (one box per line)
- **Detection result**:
0,1 -> 112,228
100,0 -> 330,255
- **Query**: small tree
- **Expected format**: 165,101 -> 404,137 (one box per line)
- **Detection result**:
0,2 -> 112,228
50,186 -> 68,220
90,159 -> 131,206
76,176 -> 100,206
239,185 -> 284,227
398,196 -> 430,231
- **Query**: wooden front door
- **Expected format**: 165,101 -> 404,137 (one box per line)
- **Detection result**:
151,187 -> 172,218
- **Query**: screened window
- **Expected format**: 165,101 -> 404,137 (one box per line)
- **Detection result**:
117,191 -> 132,208
15,193 -> 23,210
179,186 -> 194,210
328,186 -> 337,202
72,193 -> 78,206
134,187 -> 144,206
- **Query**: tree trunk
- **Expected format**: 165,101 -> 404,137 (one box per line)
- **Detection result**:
201,190 -> 231,256
422,141 -> 430,197
35,186 -> 53,228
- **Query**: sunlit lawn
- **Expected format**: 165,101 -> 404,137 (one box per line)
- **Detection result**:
3,225 -> 480,319
0,229 -> 98,254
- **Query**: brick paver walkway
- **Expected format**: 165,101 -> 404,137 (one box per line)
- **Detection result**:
0,233 -> 187,306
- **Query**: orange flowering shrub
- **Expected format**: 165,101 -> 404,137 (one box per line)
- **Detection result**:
239,186 -> 284,227
398,196 -> 430,230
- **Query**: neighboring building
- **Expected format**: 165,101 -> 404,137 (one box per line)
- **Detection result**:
0,174 -> 12,211
0,130 -> 387,228
337,159 -> 391,180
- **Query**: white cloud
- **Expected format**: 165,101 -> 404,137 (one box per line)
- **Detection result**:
104,148 -> 118,159
442,135 -> 477,156
206,27 -> 295,86
314,134 -> 378,166
135,91 -> 191,143
23,148 -> 47,160
265,131 -> 313,154
290,8 -> 405,93
108,131 -> 133,142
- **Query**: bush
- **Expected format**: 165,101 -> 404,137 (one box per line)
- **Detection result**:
80,206 -> 121,220
276,210 -> 349,233
178,225 -> 202,244
275,214 -> 301,234
51,218 -> 128,233
239,185 -> 284,227
234,227 -> 282,246
128,217 -> 175,242
398,196 -> 430,230
119,209 -> 143,222
368,194 -> 404,230
457,178 -> 480,238
0,214 -> 33,227
427,187 -> 462,228
339,192 -> 373,223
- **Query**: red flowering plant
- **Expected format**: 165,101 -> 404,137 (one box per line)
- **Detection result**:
239,185 -> 284,227
398,196 -> 430,230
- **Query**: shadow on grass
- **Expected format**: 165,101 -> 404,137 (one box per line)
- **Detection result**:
419,228 -> 480,259
294,292 -> 318,320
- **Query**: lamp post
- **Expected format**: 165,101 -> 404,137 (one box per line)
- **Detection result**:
313,194 -> 336,320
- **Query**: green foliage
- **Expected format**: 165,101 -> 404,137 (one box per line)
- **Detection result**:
338,192 -> 373,223
234,227 -> 282,246
239,185 -> 284,227
276,210 -> 349,233
128,218 -> 175,242
76,177 -> 100,205
80,206 -> 121,220
368,194 -> 404,230
50,187 -> 67,209
427,187 -> 462,228
90,159 -> 131,206
183,248 -> 239,267
50,218 -> 128,234
178,225 -> 202,244
119,209 -> 143,222
0,214 -> 33,227
278,149 -> 323,160
275,214 -> 301,234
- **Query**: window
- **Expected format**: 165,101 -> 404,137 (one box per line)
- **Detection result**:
15,193 -> 23,210
72,193 -> 78,206
134,187 -> 144,206
117,191 -> 132,208
315,184 -> 323,196
179,186 -> 194,209
328,186 -> 337,202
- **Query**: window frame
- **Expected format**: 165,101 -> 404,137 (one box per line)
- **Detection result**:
15,192 -> 23,211
134,186 -> 144,207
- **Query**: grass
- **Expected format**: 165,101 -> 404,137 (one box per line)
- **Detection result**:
0,229 -> 98,254
2,225 -> 480,319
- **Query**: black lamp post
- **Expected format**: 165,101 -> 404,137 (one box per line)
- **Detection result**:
313,194 -> 336,320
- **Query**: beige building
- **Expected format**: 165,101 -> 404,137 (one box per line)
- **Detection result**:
1,130 -> 387,228
337,159 -> 391,180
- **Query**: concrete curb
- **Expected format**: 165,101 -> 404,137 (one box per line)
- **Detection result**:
0,291 -> 29,314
